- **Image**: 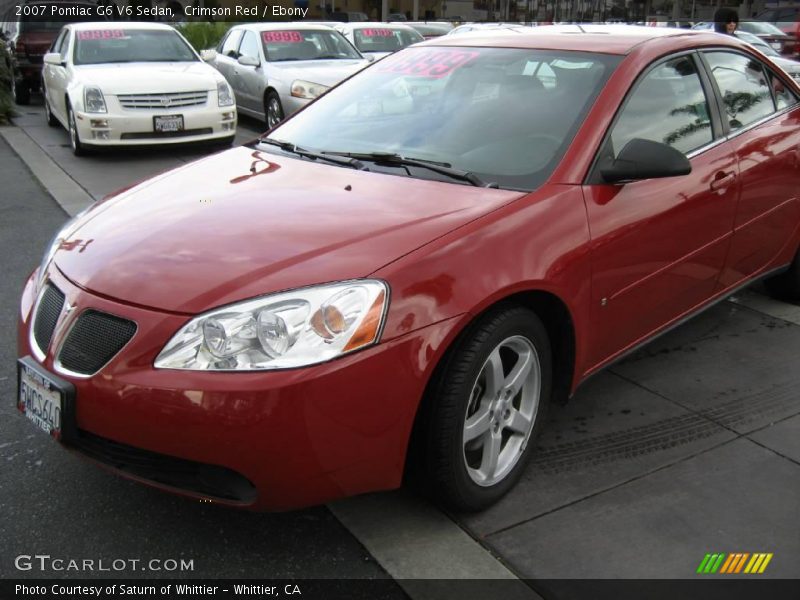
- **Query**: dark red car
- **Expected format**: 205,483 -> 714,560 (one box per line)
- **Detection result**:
1,2 -> 106,104
17,26 -> 800,511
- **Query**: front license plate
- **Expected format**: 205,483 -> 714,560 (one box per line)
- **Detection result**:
154,115 -> 184,133
17,359 -> 67,439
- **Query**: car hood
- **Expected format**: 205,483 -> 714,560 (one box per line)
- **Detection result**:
54,146 -> 522,314
75,62 -> 221,94
271,60 -> 368,86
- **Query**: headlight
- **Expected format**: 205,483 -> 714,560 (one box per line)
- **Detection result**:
290,80 -> 330,100
217,80 -> 234,107
155,280 -> 389,371
83,86 -> 107,113
36,208 -> 91,292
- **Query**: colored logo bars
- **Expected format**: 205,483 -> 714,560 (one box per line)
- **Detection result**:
697,553 -> 773,574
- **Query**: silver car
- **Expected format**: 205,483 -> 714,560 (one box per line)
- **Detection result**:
204,23 -> 370,128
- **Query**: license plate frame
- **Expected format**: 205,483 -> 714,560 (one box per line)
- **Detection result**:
17,357 -> 76,442
153,114 -> 184,133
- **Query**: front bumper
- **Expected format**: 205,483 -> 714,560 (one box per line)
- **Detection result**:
281,94 -> 311,118
18,267 -> 455,510
75,95 -> 237,146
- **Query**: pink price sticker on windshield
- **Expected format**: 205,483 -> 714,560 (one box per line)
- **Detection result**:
262,31 -> 304,44
362,28 -> 393,37
375,49 -> 480,78
77,30 -> 125,41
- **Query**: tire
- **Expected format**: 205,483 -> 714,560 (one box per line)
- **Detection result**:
765,250 -> 800,301
66,103 -> 85,157
422,305 -> 552,511
44,93 -> 58,127
12,76 -> 30,105
264,91 -> 284,129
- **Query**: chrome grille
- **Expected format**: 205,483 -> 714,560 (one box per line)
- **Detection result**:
117,91 -> 208,110
33,283 -> 65,354
57,310 -> 137,375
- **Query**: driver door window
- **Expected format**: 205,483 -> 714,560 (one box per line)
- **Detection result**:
610,55 -> 713,158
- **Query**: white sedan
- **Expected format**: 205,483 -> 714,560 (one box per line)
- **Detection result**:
334,22 -> 424,60
42,22 -> 237,155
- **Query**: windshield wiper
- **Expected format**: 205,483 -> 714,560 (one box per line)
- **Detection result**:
258,138 -> 366,170
325,151 -> 497,188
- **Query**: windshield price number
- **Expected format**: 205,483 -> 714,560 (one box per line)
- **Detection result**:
363,29 -> 393,37
376,49 -> 480,78
262,31 -> 304,44
18,366 -> 62,437
154,115 -> 184,133
77,30 -> 125,41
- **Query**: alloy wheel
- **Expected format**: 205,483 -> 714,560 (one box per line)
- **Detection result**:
462,335 -> 541,487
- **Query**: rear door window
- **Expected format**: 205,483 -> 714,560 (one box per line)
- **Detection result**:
703,51 -> 777,130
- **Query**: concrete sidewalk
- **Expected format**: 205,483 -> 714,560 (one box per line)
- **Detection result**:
3,101 -> 799,594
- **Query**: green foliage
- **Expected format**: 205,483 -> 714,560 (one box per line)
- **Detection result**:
0,42 -> 15,125
176,21 -> 233,53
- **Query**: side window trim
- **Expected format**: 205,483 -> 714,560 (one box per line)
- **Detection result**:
585,50 -> 720,185
235,29 -> 247,58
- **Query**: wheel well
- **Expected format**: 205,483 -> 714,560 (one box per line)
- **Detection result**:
264,88 -> 278,104
403,290 -> 576,484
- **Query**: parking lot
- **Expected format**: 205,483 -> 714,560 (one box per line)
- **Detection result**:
2,96 -> 799,596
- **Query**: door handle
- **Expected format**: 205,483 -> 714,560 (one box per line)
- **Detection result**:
710,171 -> 736,192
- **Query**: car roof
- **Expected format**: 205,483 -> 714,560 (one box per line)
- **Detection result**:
341,21 -> 415,30
238,22 -> 341,32
69,21 -> 175,32
421,24 -> 736,55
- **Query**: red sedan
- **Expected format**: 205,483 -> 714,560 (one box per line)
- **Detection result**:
17,26 -> 800,511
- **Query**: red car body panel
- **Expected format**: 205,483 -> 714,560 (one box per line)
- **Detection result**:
56,147 -> 523,315
18,268 -> 464,510
17,28 -> 800,509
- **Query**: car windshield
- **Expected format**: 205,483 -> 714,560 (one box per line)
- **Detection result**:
261,29 -> 361,61
353,27 -> 423,53
73,29 -> 197,65
267,46 -> 620,191
739,21 -> 788,36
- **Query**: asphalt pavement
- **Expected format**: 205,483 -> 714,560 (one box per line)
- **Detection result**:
2,98 -> 799,598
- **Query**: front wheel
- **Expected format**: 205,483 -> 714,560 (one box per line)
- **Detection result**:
422,305 -> 552,511
11,76 -> 30,105
765,250 -> 800,300
264,91 -> 284,129
67,103 -> 85,156
44,93 -> 58,127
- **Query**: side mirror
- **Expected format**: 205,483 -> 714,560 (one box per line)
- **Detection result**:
237,55 -> 260,67
43,52 -> 65,67
200,49 -> 217,62
601,138 -> 691,184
